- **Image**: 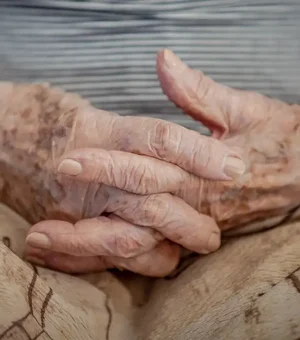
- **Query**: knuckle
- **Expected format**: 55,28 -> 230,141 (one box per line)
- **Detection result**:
65,236 -> 86,256
105,153 -> 124,188
89,150 -> 116,185
66,223 -> 91,255
105,158 -> 149,193
130,163 -> 154,194
149,121 -> 172,159
195,137 -> 213,171
143,194 -> 172,227
114,233 -> 142,258
107,154 -> 148,192
89,151 -> 107,183
105,155 -> 116,185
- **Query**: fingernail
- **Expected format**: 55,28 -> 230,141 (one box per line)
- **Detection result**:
206,231 -> 221,253
58,159 -> 82,176
223,156 -> 246,179
26,233 -> 51,249
163,49 -> 183,69
26,256 -> 46,267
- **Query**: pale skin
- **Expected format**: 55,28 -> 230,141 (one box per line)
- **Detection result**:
1,49 -> 299,277
0,49 -> 245,276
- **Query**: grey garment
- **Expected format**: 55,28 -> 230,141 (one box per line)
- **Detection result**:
0,0 -> 300,132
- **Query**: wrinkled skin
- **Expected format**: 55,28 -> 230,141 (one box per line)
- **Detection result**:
158,50 -> 300,233
0,61 -> 243,276
1,49 -> 300,277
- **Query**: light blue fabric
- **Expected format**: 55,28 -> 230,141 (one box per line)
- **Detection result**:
1,0 -> 300,131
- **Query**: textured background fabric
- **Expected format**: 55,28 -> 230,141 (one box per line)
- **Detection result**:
1,0 -> 300,132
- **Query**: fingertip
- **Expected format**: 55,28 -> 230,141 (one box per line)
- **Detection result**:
26,232 -> 51,250
156,48 -> 165,62
156,49 -> 170,81
206,230 -> 221,254
223,155 -> 246,180
156,48 -> 169,66
157,49 -> 184,70
57,159 -> 83,176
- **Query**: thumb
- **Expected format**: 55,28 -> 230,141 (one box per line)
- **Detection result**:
156,49 -> 264,139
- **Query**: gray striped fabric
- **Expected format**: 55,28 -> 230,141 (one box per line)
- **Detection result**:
1,0 -> 300,132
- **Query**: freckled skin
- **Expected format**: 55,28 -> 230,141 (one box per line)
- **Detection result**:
1,82 -> 225,276
1,49 -> 299,277
176,103 -> 300,234
156,49 -> 300,235
1,82 -> 300,237
0,82 -> 106,223
206,103 -> 300,233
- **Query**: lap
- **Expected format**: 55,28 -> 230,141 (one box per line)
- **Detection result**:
0,204 -> 299,340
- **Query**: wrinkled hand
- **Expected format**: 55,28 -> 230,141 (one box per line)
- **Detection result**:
0,76 -> 242,276
158,49 -> 300,234
26,49 -> 300,277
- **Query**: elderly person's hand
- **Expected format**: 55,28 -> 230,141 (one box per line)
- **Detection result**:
27,49 -> 300,276
0,78 -> 242,276
158,49 -> 300,234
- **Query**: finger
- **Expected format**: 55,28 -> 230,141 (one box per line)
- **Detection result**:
156,49 -> 270,138
25,247 -> 112,273
109,240 -> 180,277
72,100 -> 245,180
110,115 -> 245,180
106,187 -> 221,254
24,240 -> 180,277
26,215 -> 164,257
57,148 -> 191,194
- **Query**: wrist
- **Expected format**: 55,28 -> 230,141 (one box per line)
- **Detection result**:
0,83 -> 88,163
0,83 -> 85,221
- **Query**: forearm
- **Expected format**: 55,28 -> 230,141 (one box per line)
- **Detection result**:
0,82 -> 82,222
